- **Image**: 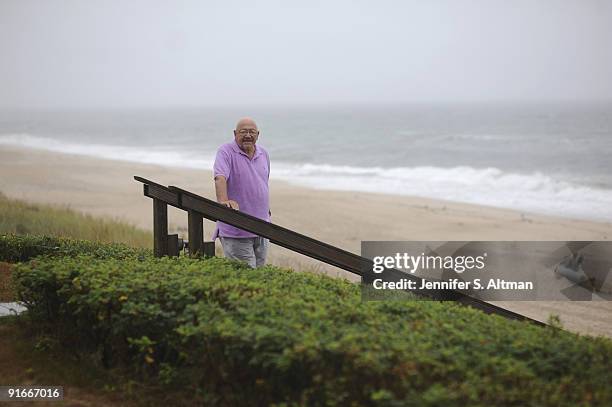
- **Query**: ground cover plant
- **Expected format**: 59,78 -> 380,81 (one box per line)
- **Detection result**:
6,236 -> 612,407
0,234 -> 151,263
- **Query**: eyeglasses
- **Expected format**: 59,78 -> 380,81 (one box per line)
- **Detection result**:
237,129 -> 259,135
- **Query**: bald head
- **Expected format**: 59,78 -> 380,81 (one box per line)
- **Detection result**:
235,117 -> 258,131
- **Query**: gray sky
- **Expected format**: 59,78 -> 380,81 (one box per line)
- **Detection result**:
1,0 -> 611,109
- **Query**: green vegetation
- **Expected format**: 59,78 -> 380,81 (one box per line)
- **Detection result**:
0,193 -> 151,248
6,235 -> 611,407
0,234 -> 151,264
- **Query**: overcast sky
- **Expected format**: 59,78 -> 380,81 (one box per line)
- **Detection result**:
1,0 -> 611,109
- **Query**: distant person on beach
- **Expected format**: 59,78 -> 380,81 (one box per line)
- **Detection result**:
212,117 -> 271,268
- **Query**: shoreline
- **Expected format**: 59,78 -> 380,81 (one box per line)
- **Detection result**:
1,135 -> 611,224
1,145 -> 612,337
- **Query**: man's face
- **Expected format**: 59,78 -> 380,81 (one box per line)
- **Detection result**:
234,121 -> 259,151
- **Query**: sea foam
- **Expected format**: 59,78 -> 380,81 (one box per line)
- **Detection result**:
271,162 -> 612,221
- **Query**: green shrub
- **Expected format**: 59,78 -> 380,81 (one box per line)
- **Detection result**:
12,254 -> 612,406
0,234 -> 151,263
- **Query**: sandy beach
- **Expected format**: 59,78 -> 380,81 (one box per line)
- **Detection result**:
1,145 -> 611,337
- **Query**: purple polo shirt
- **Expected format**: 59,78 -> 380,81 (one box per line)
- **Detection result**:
212,141 -> 270,239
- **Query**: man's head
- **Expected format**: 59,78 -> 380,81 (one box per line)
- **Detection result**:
234,117 -> 259,152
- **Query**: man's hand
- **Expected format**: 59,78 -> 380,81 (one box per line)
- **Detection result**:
220,200 -> 240,210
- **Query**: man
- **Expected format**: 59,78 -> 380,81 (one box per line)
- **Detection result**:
212,117 -> 271,268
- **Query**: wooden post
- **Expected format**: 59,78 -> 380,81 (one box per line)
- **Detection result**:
167,234 -> 181,257
203,241 -> 216,258
188,210 -> 204,257
153,199 -> 168,257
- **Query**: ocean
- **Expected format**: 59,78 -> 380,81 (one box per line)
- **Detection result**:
1,102 -> 611,222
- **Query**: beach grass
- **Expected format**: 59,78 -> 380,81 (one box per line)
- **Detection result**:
0,192 -> 151,248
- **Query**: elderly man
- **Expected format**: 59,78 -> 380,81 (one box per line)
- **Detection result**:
212,117 -> 271,267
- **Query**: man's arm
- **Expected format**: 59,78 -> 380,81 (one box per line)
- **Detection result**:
214,175 -> 239,210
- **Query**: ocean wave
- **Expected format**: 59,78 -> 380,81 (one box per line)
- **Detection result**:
272,163 -> 612,222
2,133 -> 611,221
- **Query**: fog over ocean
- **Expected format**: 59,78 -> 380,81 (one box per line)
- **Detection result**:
1,102 -> 611,222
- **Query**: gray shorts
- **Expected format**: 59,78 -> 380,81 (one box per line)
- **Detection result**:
219,236 -> 269,268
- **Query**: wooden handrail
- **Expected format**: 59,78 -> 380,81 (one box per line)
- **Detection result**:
134,176 -> 545,326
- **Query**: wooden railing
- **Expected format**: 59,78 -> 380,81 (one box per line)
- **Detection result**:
135,176 -> 545,326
